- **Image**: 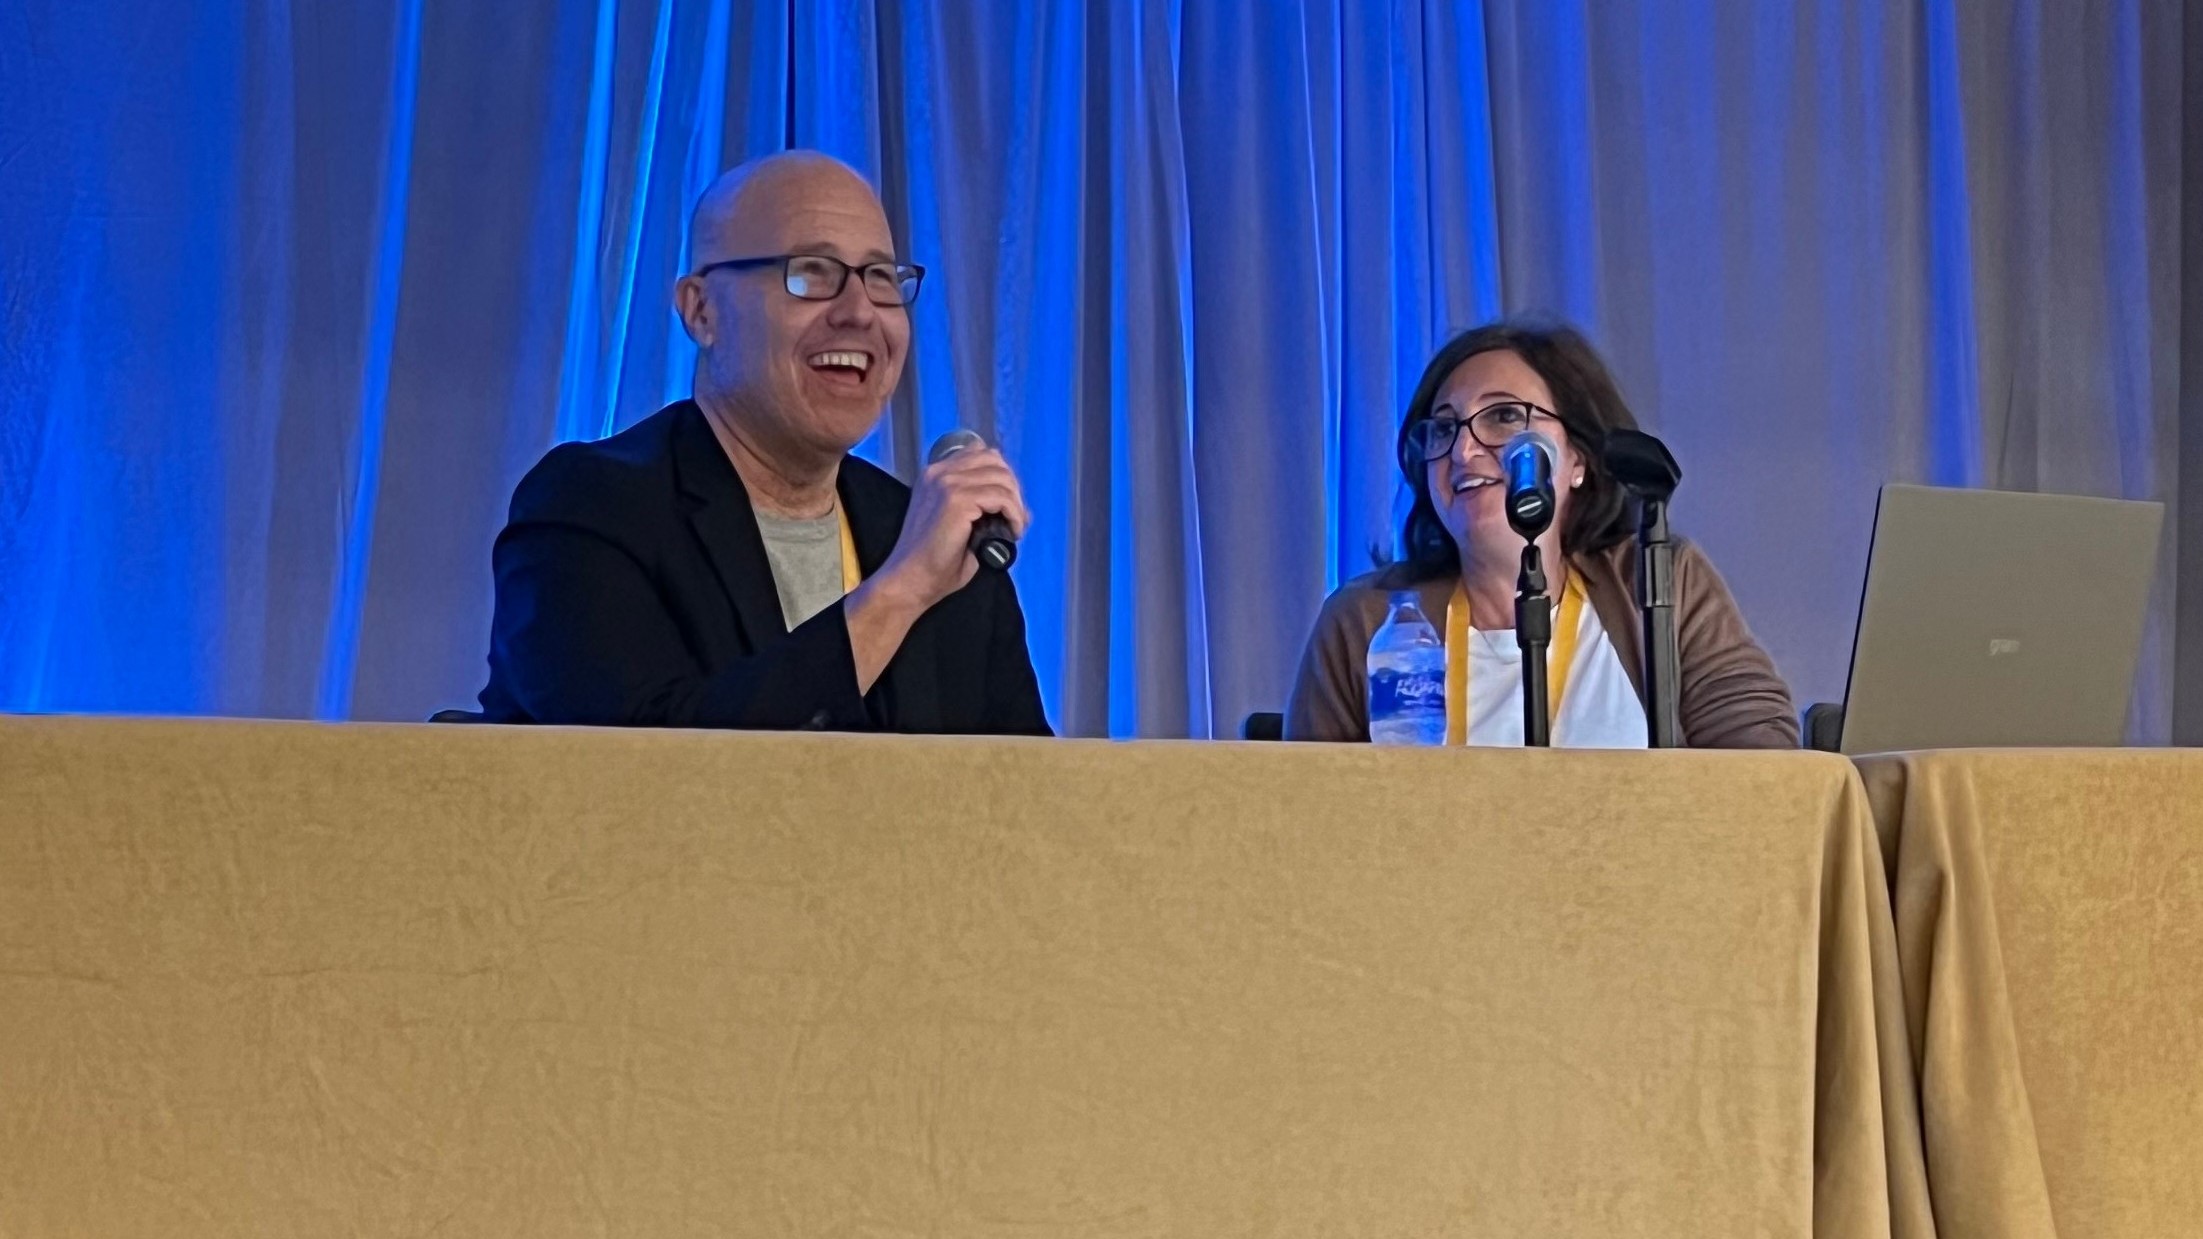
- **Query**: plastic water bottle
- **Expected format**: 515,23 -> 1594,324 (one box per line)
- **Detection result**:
1367,591 -> 1446,746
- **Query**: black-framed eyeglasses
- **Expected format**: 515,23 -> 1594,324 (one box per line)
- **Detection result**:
692,253 -> 925,307
1404,400 -> 1565,462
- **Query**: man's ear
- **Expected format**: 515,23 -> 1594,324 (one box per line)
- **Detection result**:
673,276 -> 712,347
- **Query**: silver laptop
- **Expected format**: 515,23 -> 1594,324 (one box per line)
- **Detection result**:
1838,484 -> 2162,754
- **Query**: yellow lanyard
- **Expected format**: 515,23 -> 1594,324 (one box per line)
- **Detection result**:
837,504 -> 862,592
1443,575 -> 1585,746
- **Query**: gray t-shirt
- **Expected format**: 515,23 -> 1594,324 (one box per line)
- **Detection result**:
753,509 -> 846,630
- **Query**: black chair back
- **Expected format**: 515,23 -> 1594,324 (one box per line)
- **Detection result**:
1803,703 -> 1844,753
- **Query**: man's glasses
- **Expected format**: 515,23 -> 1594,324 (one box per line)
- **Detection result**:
1405,401 -> 1564,462
692,254 -> 925,307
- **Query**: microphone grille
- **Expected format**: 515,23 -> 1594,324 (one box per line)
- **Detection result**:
1503,429 -> 1559,468
927,428 -> 987,464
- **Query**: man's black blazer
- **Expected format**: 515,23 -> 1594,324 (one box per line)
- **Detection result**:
476,401 -> 1052,735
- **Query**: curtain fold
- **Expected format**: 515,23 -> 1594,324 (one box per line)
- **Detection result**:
1,0 -> 2189,738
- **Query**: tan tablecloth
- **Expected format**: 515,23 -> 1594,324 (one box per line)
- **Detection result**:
0,717 -> 1924,1237
1858,750 -> 2203,1239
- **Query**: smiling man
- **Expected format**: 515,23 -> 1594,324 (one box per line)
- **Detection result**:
473,151 -> 1051,734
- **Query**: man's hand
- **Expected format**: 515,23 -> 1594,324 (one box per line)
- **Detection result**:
880,446 -> 1029,608
843,448 -> 1029,691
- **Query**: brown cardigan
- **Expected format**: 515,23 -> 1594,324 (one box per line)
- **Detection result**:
1284,538 -> 1798,748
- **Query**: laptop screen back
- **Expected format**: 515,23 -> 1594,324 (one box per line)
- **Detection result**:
1839,484 -> 2162,754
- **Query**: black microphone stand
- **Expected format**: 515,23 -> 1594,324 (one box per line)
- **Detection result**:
1504,446 -> 1560,748
1601,431 -> 1684,749
1636,493 -> 1681,749
1515,541 -> 1553,747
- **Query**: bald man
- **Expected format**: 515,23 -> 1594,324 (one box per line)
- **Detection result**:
474,152 -> 1051,734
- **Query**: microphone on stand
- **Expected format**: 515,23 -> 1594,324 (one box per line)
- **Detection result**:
1602,429 -> 1684,749
926,429 -> 1018,571
1502,430 -> 1559,539
1501,429 -> 1562,746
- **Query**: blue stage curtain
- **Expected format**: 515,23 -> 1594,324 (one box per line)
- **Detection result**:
1,0 -> 2188,738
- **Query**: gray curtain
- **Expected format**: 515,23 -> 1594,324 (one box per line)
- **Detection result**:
2,0 -> 2194,739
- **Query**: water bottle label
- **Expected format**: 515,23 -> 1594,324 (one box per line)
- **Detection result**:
1369,668 -> 1445,719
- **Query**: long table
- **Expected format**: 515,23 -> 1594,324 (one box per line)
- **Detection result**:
1858,750 -> 2203,1239
0,717 -> 1925,1237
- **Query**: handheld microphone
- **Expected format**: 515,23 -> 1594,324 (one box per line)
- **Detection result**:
1501,430 -> 1559,539
926,429 -> 1018,571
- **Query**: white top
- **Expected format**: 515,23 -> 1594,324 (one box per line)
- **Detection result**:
1464,599 -> 1649,748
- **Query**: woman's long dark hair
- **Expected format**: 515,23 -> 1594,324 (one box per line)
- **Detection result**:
1392,321 -> 1641,581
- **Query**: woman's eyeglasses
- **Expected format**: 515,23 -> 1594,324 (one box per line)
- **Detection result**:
1405,401 -> 1563,462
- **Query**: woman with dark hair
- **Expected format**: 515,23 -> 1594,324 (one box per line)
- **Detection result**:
1285,321 -> 1796,747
